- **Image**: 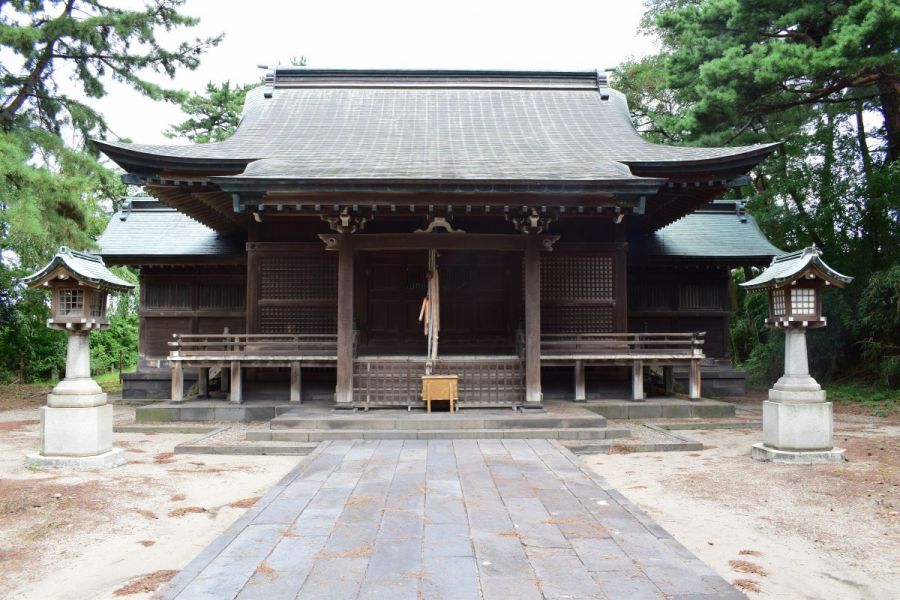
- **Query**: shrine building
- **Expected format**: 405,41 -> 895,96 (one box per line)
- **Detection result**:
94,68 -> 783,411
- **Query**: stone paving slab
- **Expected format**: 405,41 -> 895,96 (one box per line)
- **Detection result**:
156,439 -> 745,600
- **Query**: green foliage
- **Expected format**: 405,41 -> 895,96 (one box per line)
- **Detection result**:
165,56 -> 306,144
0,261 -> 66,383
89,267 -> 139,375
1,128 -> 120,267
0,0 -> 217,383
1,0 -> 222,140
623,0 -> 900,389
163,80 -> 258,143
827,382 -> 899,417
857,264 -> 900,385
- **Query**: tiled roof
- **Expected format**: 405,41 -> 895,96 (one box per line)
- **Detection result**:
97,199 -> 244,261
630,201 -> 784,263
741,247 -> 853,290
94,69 -> 778,186
22,247 -> 134,291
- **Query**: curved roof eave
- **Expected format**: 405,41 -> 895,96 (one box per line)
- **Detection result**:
91,139 -> 255,174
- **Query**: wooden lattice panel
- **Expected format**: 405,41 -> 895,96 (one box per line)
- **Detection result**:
679,284 -> 723,310
142,282 -> 192,309
259,306 -> 336,334
259,255 -> 337,300
542,306 -> 614,334
199,284 -> 245,310
541,255 -> 614,301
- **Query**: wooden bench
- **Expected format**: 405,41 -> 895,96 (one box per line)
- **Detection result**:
540,333 -> 705,401
167,333 -> 339,403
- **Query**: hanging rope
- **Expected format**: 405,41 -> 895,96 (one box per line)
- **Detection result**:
419,250 -> 440,370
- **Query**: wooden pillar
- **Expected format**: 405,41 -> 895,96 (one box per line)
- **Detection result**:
631,359 -> 644,402
290,361 -> 302,403
170,361 -> 183,403
221,367 -> 230,393
689,359 -> 701,401
335,236 -> 355,408
524,235 -> 542,407
663,365 -> 674,396
574,360 -> 586,402
197,367 -> 209,398
229,360 -> 242,404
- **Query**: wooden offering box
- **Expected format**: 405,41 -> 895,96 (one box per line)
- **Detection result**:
422,375 -> 458,413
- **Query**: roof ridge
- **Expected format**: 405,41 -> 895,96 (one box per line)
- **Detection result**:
262,67 -> 608,97
60,246 -> 103,263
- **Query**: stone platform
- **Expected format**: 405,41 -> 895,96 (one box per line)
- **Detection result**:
135,397 -> 736,424
157,439 -> 744,600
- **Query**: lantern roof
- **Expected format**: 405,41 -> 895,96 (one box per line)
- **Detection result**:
740,246 -> 853,291
22,247 -> 134,292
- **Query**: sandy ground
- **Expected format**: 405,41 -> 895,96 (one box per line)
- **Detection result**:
583,416 -> 900,600
0,400 -> 298,600
2,383 -> 897,599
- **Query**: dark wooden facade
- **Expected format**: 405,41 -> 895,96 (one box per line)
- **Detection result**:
97,69 -> 784,405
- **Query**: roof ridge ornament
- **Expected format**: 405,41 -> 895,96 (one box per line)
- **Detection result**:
597,69 -> 610,100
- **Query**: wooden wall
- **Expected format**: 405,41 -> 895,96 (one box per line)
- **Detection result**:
139,266 -> 246,360
246,243 -> 337,334
541,247 -> 627,334
627,265 -> 731,358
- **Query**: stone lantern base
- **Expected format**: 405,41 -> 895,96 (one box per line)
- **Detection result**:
751,442 -> 845,464
751,400 -> 846,464
27,403 -> 126,470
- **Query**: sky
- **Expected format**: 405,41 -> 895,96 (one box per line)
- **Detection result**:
93,0 -> 656,145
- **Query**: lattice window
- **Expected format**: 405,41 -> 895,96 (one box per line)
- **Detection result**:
143,283 -> 191,309
772,289 -> 786,316
541,256 -> 614,301
199,284 -> 245,310
679,284 -> 722,310
260,255 -> 337,300
542,306 -> 614,334
89,293 -> 105,317
791,288 -> 816,315
259,306 -> 336,334
57,289 -> 83,316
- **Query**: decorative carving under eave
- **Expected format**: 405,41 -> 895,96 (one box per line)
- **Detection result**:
414,216 -> 466,234
318,234 -> 341,251
322,209 -> 368,234
541,236 -> 560,252
508,209 -> 552,234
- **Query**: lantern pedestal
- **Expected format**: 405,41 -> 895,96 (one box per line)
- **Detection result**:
29,332 -> 125,470
28,404 -> 125,469
752,330 -> 845,464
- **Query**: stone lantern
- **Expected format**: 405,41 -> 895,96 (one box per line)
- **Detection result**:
741,247 -> 852,463
22,247 -> 134,468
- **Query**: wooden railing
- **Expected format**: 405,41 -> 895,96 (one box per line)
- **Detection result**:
353,357 -> 524,410
541,332 -> 705,358
168,333 -> 340,358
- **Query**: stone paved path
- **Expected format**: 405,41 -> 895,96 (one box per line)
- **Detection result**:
157,440 -> 744,599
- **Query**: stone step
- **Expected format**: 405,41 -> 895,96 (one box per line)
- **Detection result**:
247,426 -> 630,442
268,414 -> 608,431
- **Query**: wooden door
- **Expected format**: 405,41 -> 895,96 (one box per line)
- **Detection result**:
437,251 -> 519,354
358,251 -> 428,354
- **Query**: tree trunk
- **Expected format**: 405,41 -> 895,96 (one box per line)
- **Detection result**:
0,0 -> 75,129
878,73 -> 900,164
855,101 -> 874,178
